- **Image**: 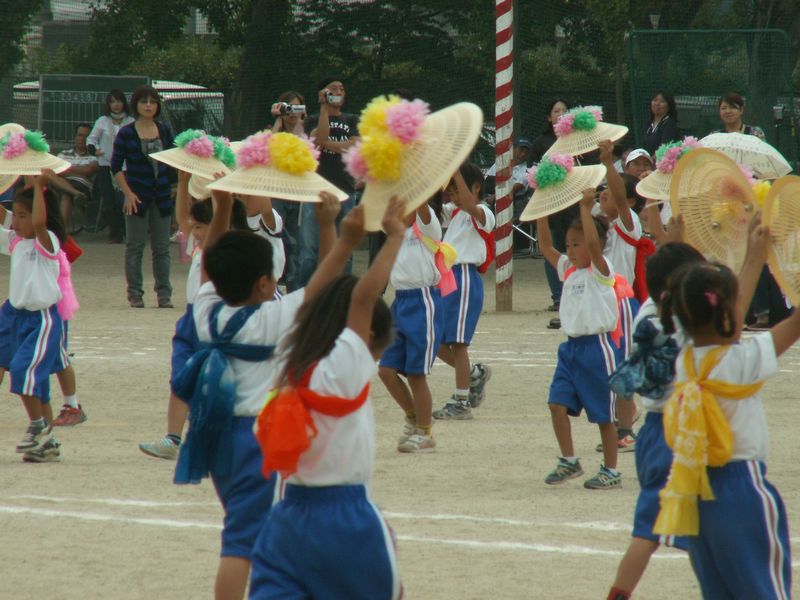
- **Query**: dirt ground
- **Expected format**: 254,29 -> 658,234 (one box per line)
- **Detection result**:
1,234 -> 798,599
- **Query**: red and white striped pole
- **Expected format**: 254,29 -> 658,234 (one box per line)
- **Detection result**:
494,0 -> 514,312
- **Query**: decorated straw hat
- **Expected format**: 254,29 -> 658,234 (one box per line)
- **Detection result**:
150,130 -> 236,179
0,123 -> 25,194
188,174 -> 213,200
207,131 -> 348,202
700,132 -> 791,180
763,176 -> 800,305
636,137 -> 702,203
0,127 -> 70,176
518,153 -> 606,222
344,97 -> 483,231
543,106 -> 628,158
670,148 -> 758,272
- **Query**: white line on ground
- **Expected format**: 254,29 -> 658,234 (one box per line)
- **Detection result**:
1,494 -> 217,508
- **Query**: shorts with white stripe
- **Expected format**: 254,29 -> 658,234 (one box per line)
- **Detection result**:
689,460 -> 791,600
548,333 -> 623,424
5,303 -> 63,403
442,263 -> 483,345
380,287 -> 443,376
619,297 -> 640,360
55,320 -> 70,372
249,484 -> 402,600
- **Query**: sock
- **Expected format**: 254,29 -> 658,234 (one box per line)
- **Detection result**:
605,466 -> 620,476
561,456 -> 578,464
418,424 -> 432,436
63,394 -> 79,409
31,417 -> 45,428
166,434 -> 181,446
455,388 -> 469,401
404,410 -> 416,423
607,587 -> 631,600
617,427 -> 633,439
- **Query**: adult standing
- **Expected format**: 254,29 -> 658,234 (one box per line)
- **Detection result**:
296,75 -> 359,288
87,89 -> 134,243
714,91 -> 766,140
111,85 -> 175,308
530,99 -> 567,163
641,91 -> 679,155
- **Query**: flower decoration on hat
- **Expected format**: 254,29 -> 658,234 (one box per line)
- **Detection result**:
553,106 -> 604,137
343,95 -> 430,182
526,153 -> 575,189
752,179 -> 771,209
174,129 -> 236,169
654,137 -> 701,174
0,130 -> 49,159
237,131 -> 320,174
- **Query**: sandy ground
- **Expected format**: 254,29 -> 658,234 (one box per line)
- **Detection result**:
0,234 -> 798,599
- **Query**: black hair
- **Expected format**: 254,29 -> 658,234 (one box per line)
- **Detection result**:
13,186 -> 67,245
718,91 -> 745,110
75,123 -> 91,133
543,98 -> 569,134
456,161 -> 485,198
104,89 -> 129,116
392,88 -> 416,101
278,274 -> 393,385
231,199 -> 251,231
567,215 -> 608,246
203,230 -> 274,305
427,189 -> 444,223
130,85 -> 161,118
621,173 -> 647,214
644,242 -> 705,307
649,90 -> 677,123
317,75 -> 344,91
190,198 -> 213,225
277,90 -> 305,105
660,262 -> 738,338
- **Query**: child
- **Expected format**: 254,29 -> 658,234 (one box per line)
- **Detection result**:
240,194 -> 286,287
379,200 -> 445,453
249,197 -> 406,600
653,223 -> 798,599
172,188 -> 353,600
537,190 -> 624,489
433,163 -> 495,420
0,172 -> 67,459
607,241 -> 705,600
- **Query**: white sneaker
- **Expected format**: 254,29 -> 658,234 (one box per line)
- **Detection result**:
397,418 -> 416,445
398,431 -> 436,453
139,436 -> 179,460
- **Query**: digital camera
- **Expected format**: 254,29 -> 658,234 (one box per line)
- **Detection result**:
326,93 -> 343,105
278,103 -> 306,115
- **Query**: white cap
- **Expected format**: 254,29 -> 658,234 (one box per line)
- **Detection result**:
625,148 -> 652,165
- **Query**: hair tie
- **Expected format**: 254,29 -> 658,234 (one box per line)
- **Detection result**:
704,291 -> 719,307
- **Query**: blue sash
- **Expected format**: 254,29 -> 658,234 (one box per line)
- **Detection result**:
174,301 -> 275,484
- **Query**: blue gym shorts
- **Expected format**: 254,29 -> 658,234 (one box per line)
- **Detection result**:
380,287 -> 443,376
442,264 -> 483,345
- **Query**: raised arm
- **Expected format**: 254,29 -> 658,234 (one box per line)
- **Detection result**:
259,197 -> 277,231
645,202 -> 667,246
536,215 -> 562,269
175,170 -> 192,236
453,170 -> 486,225
599,140 -> 632,231
201,188 -> 234,284
304,193 -> 358,301
580,189 -> 609,276
348,197 -> 406,342
737,213 -> 767,327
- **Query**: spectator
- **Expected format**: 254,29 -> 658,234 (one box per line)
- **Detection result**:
56,123 -> 99,234
88,89 -> 134,243
111,85 -> 175,309
530,99 -> 568,163
623,148 -> 653,179
714,91 -> 765,140
641,91 -> 679,155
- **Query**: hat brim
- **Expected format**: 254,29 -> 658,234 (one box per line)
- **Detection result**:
189,174 -> 212,200
670,148 -> 757,272
207,164 -> 349,202
0,174 -> 16,195
361,102 -> 483,231
0,150 -> 71,176
635,170 -> 671,201
699,132 -> 791,180
543,122 -> 629,158
150,147 -> 232,179
764,175 -> 800,305
519,164 -> 606,222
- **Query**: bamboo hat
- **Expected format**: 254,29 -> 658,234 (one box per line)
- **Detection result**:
543,106 -> 628,158
636,137 -> 703,203
763,175 -> 800,305
0,126 -> 70,176
150,130 -> 236,179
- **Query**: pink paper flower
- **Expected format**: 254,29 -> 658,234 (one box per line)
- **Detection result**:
237,132 -> 272,169
385,99 -> 429,143
739,164 -> 755,184
184,136 -> 214,158
526,166 -> 538,189
343,143 -> 369,180
547,153 -> 574,171
3,133 -> 28,159
553,113 -> 575,137
301,135 -> 320,161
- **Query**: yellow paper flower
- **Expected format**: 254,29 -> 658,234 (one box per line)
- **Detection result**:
360,133 -> 404,181
359,95 -> 401,138
268,132 -> 317,174
752,180 -> 771,208
711,201 -> 731,225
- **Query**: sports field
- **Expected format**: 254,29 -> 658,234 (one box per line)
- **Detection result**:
1,236 -> 797,599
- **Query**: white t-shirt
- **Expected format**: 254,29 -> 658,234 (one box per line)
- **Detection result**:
390,207 -> 441,290
486,163 -> 529,190
192,281 -> 304,416
286,328 -> 377,487
676,333 -> 778,462
442,203 -> 495,265
604,211 -> 642,286
0,229 -> 61,310
557,254 -> 618,337
248,212 -> 286,280
88,115 -> 134,167
56,148 -> 99,189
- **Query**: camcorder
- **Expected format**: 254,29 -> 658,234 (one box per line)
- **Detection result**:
278,103 -> 306,115
326,93 -> 343,105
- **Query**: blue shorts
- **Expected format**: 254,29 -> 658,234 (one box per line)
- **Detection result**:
211,417 -> 278,559
380,287 -> 443,376
632,412 -> 688,550
442,264 -> 483,345
249,484 -> 402,600
548,334 -> 623,424
689,461 -> 790,600
620,297 -> 640,360
170,303 -> 199,396
55,320 -> 70,372
0,303 -> 63,403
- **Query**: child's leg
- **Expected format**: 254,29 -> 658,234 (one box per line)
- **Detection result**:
452,343 -> 471,391
167,392 -> 189,437
549,403 -> 574,457
215,557 -> 250,600
21,394 -> 44,421
437,344 -> 455,367
56,365 -> 76,397
378,367 -> 414,414
609,537 -> 659,598
599,422 -> 618,470
407,374 -> 432,432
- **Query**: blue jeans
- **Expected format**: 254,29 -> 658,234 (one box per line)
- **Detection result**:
272,200 -> 300,291
295,193 -> 356,290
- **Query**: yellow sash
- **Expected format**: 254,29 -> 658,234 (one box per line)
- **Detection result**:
653,345 -> 763,536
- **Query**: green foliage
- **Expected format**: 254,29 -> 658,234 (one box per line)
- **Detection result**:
0,0 -> 45,78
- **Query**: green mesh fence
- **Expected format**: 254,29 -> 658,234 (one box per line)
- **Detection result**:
627,29 -> 797,167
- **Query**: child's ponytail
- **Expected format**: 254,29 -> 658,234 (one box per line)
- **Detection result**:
660,290 -> 677,335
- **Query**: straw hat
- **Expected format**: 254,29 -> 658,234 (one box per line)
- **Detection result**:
519,160 -> 606,222
207,131 -> 348,202
763,175 -> 800,305
150,130 -> 235,179
670,148 -> 757,272
635,170 -> 671,202
543,106 -> 628,158
0,126 -> 70,176
354,100 -> 483,231
700,132 -> 791,180
188,174 -> 212,200
0,124 -> 24,194
636,137 -> 703,203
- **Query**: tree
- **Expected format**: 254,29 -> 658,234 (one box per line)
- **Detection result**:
0,0 -> 45,78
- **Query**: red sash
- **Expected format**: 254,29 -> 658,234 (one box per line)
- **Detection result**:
613,223 -> 655,303
452,208 -> 495,273
254,364 -> 370,478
